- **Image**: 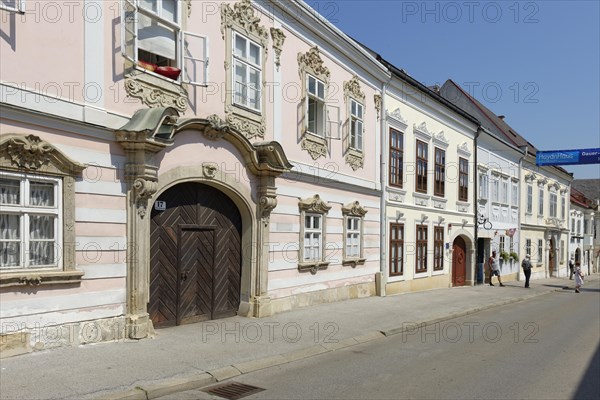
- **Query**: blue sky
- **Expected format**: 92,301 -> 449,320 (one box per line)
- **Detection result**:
310,0 -> 600,179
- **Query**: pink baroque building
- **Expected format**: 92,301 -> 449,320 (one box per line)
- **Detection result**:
0,0 -> 389,355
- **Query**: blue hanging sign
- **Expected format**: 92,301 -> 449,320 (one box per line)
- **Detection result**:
536,148 -> 600,166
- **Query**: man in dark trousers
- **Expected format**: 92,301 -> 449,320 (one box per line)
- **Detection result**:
521,254 -> 532,288
569,256 -> 575,279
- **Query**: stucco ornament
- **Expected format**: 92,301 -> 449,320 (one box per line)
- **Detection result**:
344,76 -> 365,103
133,178 -> 158,217
225,105 -> 266,139
345,151 -> 364,171
433,131 -> 449,147
301,135 -> 328,160
6,134 -> 54,170
204,114 -> 230,140
297,46 -> 330,81
185,0 -> 192,16
457,142 -> 472,157
125,78 -> 188,112
270,28 -> 286,70
374,93 -> 382,120
221,0 -> 269,45
202,163 -> 218,178
387,107 -> 408,127
342,201 -> 368,217
414,121 -> 434,140
299,194 -> 332,214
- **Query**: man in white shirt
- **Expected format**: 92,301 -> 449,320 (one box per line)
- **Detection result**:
489,250 -> 505,287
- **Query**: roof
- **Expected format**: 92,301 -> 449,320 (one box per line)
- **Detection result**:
439,79 -> 571,177
572,179 -> 600,202
570,187 -> 597,210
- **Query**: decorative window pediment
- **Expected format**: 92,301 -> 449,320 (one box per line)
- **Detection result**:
298,46 -> 330,83
387,108 -> 408,130
342,201 -> 368,217
525,172 -> 537,182
298,194 -> 332,214
432,131 -> 449,149
413,121 -> 434,141
457,142 -> 472,158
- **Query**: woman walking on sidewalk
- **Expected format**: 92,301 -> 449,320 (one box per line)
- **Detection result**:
574,264 -> 584,293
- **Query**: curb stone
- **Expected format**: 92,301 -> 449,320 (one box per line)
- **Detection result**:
97,284 -> 568,400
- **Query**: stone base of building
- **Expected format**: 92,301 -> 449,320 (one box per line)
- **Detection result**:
268,282 -> 376,315
386,274 -> 449,295
0,316 -> 126,359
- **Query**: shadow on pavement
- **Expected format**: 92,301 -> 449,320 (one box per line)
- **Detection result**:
574,342 -> 600,399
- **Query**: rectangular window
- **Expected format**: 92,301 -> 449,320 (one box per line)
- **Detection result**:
233,32 -> 262,111
349,99 -> 363,151
434,226 -> 444,271
525,239 -> 532,259
561,196 -> 566,219
577,220 -> 581,235
561,240 -> 565,262
584,219 -> 589,235
501,178 -> 509,204
389,223 -> 404,276
416,224 -> 428,273
459,158 -> 469,202
571,218 -> 575,233
511,182 -> 518,206
389,128 -> 403,188
307,75 -> 326,137
0,175 -> 60,270
479,173 -> 488,200
303,214 -> 322,262
345,217 -> 361,258
123,0 -> 208,85
434,148 -> 445,197
526,184 -> 533,213
0,0 -> 25,13
509,236 -> 514,254
550,192 -> 557,217
499,236 -> 505,253
537,239 -> 543,262
416,140 -> 428,193
492,176 -> 500,202
538,188 -> 544,215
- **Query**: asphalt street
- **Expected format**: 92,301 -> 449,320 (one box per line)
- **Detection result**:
160,279 -> 600,400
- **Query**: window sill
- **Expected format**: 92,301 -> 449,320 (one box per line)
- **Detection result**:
342,258 -> 366,268
298,261 -> 330,274
124,68 -> 188,112
0,270 -> 84,288
301,133 -> 328,160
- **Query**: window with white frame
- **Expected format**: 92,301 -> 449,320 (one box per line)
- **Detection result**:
345,217 -> 360,258
349,99 -> 364,151
525,239 -> 532,258
584,219 -> 589,235
123,0 -> 208,84
526,184 -> 533,213
307,75 -> 326,137
511,182 -> 518,206
0,174 -> 60,271
0,0 -> 25,13
577,220 -> 581,235
561,240 -> 565,262
303,214 -> 322,262
501,178 -> 509,204
499,236 -> 505,254
537,239 -> 543,262
571,218 -> 575,233
538,187 -> 544,215
550,192 -> 557,217
492,175 -> 499,202
233,32 -> 262,111
479,173 -> 488,200
561,196 -> 566,219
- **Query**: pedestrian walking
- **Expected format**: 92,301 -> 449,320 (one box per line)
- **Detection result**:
521,254 -> 532,288
569,257 -> 574,280
574,264 -> 584,293
488,250 -> 504,287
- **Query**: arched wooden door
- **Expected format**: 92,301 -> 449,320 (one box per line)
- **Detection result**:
549,238 -> 555,272
452,236 -> 467,286
149,182 -> 242,327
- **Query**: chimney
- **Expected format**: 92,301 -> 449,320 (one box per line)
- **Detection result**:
498,115 -> 505,120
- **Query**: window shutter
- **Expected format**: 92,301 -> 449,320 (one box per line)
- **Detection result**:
326,104 -> 340,140
182,31 -> 209,86
122,0 -> 137,62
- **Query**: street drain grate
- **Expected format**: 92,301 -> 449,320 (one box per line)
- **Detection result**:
202,382 -> 265,400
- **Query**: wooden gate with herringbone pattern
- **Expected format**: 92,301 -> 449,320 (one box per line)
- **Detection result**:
149,183 -> 242,327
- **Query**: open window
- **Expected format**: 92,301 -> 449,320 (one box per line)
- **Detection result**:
233,32 -> 262,112
0,0 -> 25,13
122,0 -> 208,85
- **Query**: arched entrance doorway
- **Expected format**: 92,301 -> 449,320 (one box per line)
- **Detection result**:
452,236 -> 467,286
575,248 -> 581,266
149,182 -> 242,327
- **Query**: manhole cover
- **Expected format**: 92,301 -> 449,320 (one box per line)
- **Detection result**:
202,382 -> 265,400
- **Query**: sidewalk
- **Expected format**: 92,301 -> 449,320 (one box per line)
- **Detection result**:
0,275 -> 596,400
